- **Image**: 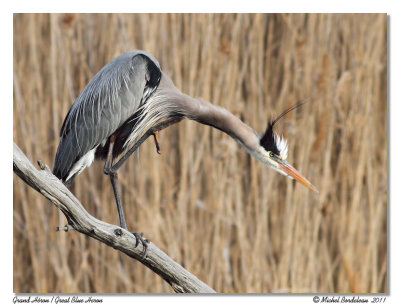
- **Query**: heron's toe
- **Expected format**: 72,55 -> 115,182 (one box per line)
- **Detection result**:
132,232 -> 149,258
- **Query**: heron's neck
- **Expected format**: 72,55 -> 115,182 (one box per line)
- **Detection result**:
156,73 -> 261,155
177,93 -> 261,154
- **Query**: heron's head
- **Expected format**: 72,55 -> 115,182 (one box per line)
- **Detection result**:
256,104 -> 318,193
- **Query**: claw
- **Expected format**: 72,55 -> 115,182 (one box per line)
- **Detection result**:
133,232 -> 140,247
132,232 -> 149,258
152,131 -> 161,154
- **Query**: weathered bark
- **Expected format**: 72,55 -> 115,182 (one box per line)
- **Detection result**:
13,142 -> 216,293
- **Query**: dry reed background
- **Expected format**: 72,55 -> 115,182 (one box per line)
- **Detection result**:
13,13 -> 387,293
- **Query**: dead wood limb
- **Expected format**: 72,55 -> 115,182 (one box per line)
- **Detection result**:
13,142 -> 216,293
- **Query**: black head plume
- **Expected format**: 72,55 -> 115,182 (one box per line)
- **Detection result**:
259,101 -> 306,155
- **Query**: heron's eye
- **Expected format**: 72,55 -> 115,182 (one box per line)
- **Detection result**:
269,152 -> 274,158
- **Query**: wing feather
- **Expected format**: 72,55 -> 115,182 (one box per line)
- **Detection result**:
53,50 -> 161,181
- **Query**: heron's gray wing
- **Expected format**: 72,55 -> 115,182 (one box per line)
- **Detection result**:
53,51 -> 161,181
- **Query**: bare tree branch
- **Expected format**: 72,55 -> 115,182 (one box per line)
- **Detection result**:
13,142 -> 216,294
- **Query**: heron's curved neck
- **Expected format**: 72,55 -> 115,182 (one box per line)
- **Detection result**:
177,93 -> 260,153
156,73 -> 261,154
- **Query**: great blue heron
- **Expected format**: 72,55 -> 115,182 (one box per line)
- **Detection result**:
53,50 -> 318,253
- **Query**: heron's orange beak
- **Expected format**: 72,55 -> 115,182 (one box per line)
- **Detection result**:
278,160 -> 319,193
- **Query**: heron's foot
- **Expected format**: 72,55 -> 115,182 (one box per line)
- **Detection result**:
152,131 -> 161,154
132,231 -> 150,258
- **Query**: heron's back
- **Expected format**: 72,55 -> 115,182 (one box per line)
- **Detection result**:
53,50 -> 162,184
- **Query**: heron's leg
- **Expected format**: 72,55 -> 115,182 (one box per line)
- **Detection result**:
103,117 -> 183,257
152,131 -> 161,154
110,116 -> 184,173
151,117 -> 178,154
104,137 -> 149,256
104,135 -> 127,229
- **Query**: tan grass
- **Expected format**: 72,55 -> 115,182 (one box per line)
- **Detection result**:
13,13 -> 387,293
